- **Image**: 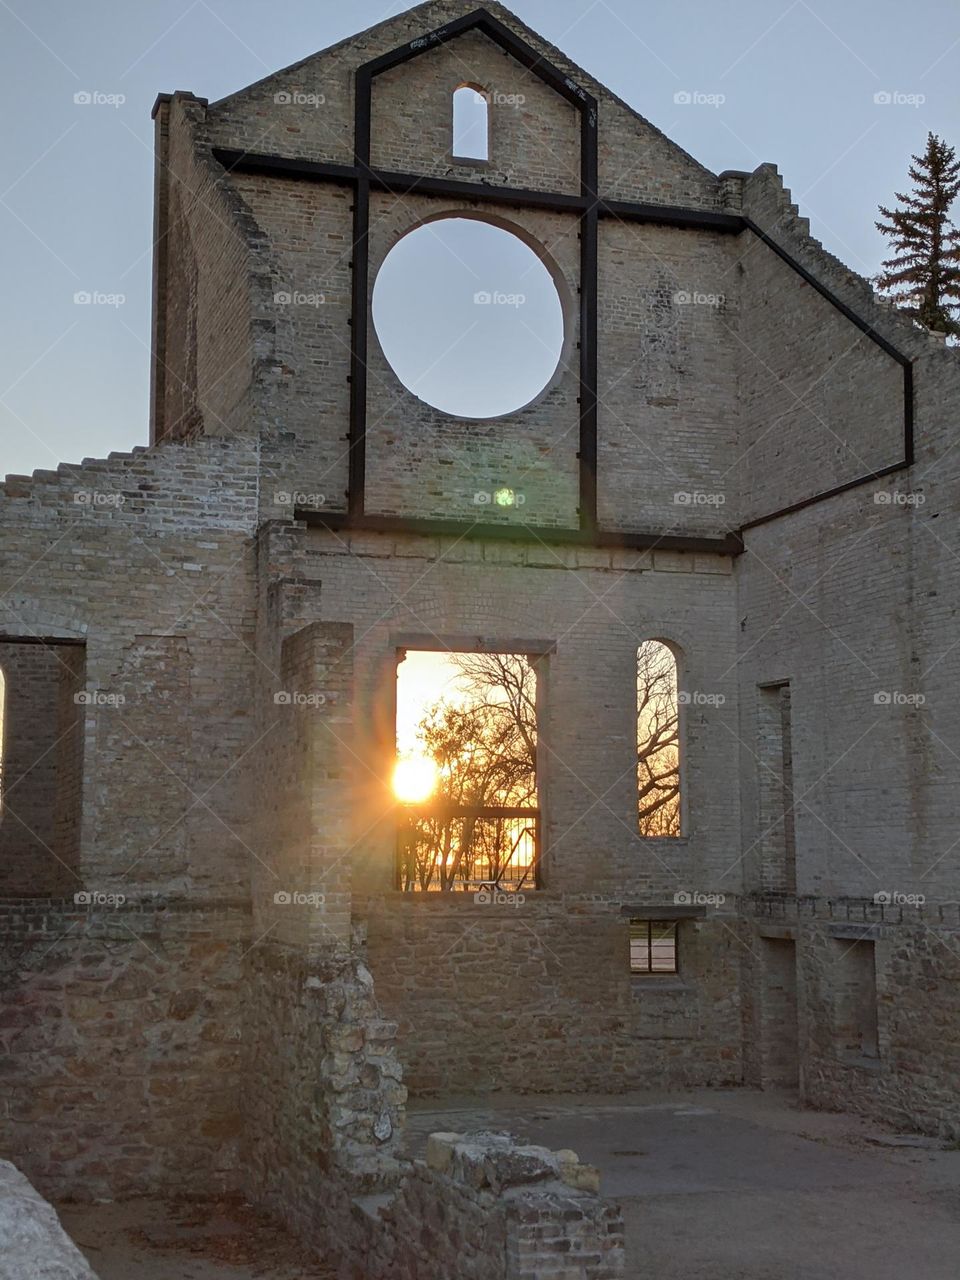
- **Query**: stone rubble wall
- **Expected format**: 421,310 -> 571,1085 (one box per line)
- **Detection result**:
242,941 -> 406,1248
340,1131 -> 624,1280
0,898 -> 247,1200
743,897 -> 960,1138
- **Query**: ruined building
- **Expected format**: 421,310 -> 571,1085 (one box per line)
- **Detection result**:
1,0 -> 958,1274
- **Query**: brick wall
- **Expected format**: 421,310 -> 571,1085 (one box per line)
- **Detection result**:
151,97 -> 255,445
0,437 -> 260,1195
0,643 -> 84,896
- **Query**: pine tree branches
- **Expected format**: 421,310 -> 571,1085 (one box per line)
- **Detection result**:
876,132 -> 960,335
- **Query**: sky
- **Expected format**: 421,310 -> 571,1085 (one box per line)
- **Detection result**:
0,0 -> 957,478
396,649 -> 469,758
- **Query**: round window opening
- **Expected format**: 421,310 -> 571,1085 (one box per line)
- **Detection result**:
371,216 -> 566,419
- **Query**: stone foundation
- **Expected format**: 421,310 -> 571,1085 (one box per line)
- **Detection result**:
341,1132 -> 624,1280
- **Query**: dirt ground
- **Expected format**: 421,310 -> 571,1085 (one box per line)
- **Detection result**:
57,1195 -> 334,1280
56,1089 -> 960,1279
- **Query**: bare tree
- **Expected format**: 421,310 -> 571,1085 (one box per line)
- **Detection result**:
637,641 -> 680,836
399,654 -> 538,890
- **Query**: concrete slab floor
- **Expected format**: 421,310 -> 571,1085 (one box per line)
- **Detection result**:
56,1196 -> 335,1280
407,1088 -> 960,1280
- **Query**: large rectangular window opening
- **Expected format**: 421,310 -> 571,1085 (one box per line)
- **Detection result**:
394,648 -> 540,892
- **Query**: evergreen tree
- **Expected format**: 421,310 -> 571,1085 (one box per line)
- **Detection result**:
876,133 -> 960,334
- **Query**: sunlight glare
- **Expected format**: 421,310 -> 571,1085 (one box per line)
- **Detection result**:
393,755 -> 438,804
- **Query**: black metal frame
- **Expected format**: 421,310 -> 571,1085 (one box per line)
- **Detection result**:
211,6 -> 915,554
395,803 -> 541,892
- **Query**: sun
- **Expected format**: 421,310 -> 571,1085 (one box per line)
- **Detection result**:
392,755 -> 438,804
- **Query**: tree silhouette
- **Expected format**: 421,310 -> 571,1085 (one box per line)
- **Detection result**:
398,653 -> 538,891
637,641 -> 680,836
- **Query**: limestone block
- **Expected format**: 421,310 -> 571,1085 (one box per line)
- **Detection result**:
0,1161 -> 98,1280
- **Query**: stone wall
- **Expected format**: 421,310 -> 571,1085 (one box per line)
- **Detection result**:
341,1131 -> 624,1280
0,897 -> 247,1200
3,0 -> 960,1229
361,897 -> 742,1094
255,517 -> 744,1095
0,437 -> 260,1196
743,898 -> 960,1138
242,941 -> 406,1238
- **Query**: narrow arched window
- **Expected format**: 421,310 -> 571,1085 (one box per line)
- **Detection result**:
452,85 -> 489,161
637,641 -> 681,836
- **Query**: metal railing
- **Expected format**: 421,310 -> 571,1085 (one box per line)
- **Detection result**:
396,804 -> 540,892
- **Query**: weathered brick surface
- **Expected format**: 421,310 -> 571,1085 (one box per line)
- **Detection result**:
0,438 -> 260,1195
0,643 -> 83,896
2,0 -> 960,1242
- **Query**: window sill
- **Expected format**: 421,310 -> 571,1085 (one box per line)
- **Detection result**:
378,889 -> 545,902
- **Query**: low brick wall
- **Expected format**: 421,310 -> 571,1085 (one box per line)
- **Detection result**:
341,1132 -> 625,1280
0,1159 -> 98,1279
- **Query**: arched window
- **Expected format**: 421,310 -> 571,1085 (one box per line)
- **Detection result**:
452,84 -> 489,161
637,641 -> 681,836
